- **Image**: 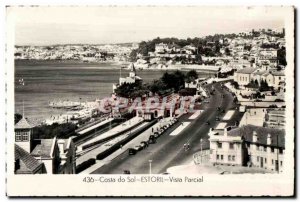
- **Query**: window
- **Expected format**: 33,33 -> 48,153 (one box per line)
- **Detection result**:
228,155 -> 231,161
217,155 -> 219,160
221,155 -> 223,160
264,146 -> 267,152
272,159 -> 274,165
22,134 -> 28,141
271,147 -> 274,153
257,156 -> 259,162
280,161 -> 283,166
16,134 -> 22,142
232,155 -> 235,161
217,142 -> 222,149
279,149 -> 283,154
229,143 -> 234,149
265,158 -> 267,163
256,145 -> 259,151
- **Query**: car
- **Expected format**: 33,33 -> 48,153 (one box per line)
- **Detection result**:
206,121 -> 210,125
221,94 -> 225,98
148,135 -> 156,144
216,117 -> 220,121
128,148 -> 137,155
154,131 -> 160,138
123,170 -> 131,174
204,100 -> 210,103
221,109 -> 225,114
217,107 -> 221,111
140,141 -> 148,148
134,145 -> 143,151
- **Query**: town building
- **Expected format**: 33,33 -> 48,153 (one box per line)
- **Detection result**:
264,108 -> 285,129
233,67 -> 257,86
14,116 -> 76,174
234,67 -> 285,90
209,125 -> 285,172
112,63 -> 142,93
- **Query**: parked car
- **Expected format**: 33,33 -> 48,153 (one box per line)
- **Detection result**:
206,121 -> 210,125
148,135 -> 156,144
217,107 -> 221,111
128,148 -> 137,155
154,132 -> 160,138
140,141 -> 148,148
216,117 -> 220,121
134,145 -> 143,151
140,141 -> 149,148
123,170 -> 131,174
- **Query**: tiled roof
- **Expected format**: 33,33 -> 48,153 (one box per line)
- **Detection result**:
236,67 -> 257,74
15,144 -> 43,174
31,139 -> 55,158
271,71 -> 285,76
253,70 -> 267,76
15,117 -> 32,129
227,125 -> 285,148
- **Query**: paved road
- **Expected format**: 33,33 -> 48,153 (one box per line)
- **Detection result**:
92,82 -> 236,174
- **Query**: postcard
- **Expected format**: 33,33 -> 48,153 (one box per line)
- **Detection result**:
6,6 -> 295,197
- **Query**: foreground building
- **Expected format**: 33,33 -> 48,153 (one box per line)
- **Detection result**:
209,124 -> 285,172
14,116 -> 76,174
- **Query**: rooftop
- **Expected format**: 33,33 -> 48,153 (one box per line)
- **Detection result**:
31,139 -> 55,158
236,67 -> 257,74
15,117 -> 32,129
227,124 -> 285,148
15,144 -> 43,174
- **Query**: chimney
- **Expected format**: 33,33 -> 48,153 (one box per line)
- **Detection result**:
267,134 -> 272,145
253,131 -> 258,142
57,139 -> 65,155
224,128 -> 228,137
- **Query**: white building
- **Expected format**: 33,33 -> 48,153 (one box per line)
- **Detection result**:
209,125 -> 285,172
113,63 -> 142,93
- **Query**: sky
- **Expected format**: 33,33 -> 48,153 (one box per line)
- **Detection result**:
7,6 -> 287,45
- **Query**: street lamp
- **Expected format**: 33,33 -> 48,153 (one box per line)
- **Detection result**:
200,138 -> 203,164
200,138 -> 203,152
149,160 -> 152,175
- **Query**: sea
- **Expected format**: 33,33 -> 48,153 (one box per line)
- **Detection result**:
15,60 -> 211,125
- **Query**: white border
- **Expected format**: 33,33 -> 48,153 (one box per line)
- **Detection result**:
0,1 -> 298,200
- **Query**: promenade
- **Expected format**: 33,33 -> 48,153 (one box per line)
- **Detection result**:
77,117 -> 143,151
81,117 -> 174,174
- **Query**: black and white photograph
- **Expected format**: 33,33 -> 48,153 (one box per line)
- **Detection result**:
5,5 -> 295,197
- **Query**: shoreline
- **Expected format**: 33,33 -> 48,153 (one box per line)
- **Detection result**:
15,59 -> 219,72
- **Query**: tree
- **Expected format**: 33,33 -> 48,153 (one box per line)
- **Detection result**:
231,81 -> 239,89
259,79 -> 272,92
149,79 -> 167,94
129,49 -> 137,62
225,47 -> 231,56
161,71 -> 185,93
185,70 -> 198,83
277,47 -> 287,66
14,113 -> 22,125
33,123 -> 78,139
